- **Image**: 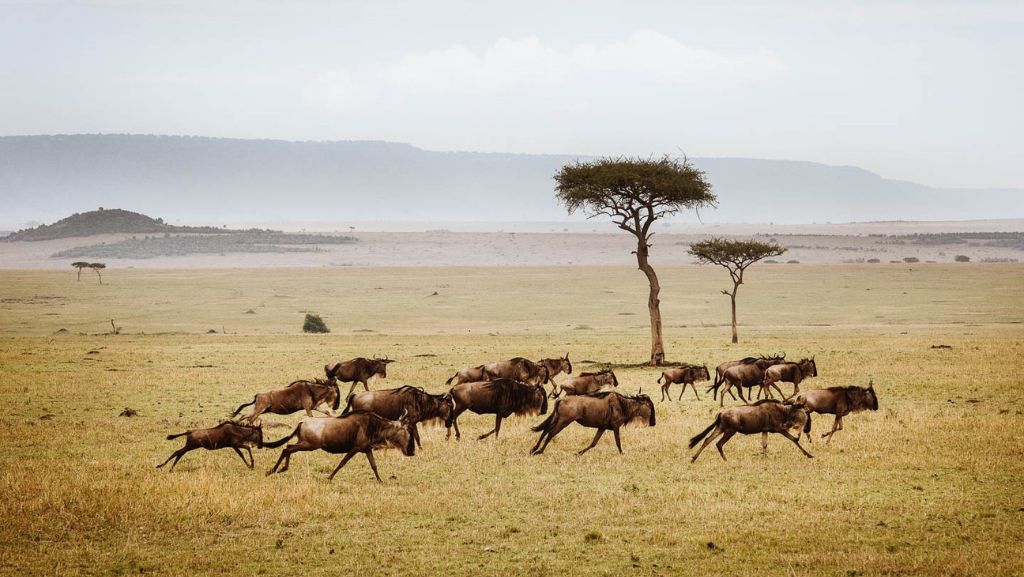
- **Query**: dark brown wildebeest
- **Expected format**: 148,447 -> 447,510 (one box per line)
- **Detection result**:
157,421 -> 263,471
445,365 -> 488,386
658,364 -> 711,401
709,353 -> 786,400
761,357 -> 818,399
264,410 -> 415,482
537,353 -> 573,390
324,356 -> 395,397
556,370 -> 619,397
342,385 -> 454,448
796,381 -> 878,443
232,379 -> 341,424
445,379 -> 548,440
689,399 -> 813,462
718,357 -> 790,407
481,357 -> 551,386
530,390 -> 655,455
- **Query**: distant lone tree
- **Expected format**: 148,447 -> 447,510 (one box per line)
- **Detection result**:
688,238 -> 785,344
555,156 -> 716,365
302,313 -> 330,334
71,261 -> 90,281
87,262 -> 106,284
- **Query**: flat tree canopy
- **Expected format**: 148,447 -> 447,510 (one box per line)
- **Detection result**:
555,156 -> 716,364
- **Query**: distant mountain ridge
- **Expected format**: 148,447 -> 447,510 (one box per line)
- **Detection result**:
1,134 -> 1019,225
2,208 -> 226,241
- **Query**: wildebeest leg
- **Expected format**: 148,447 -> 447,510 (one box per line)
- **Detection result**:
245,446 -> 255,468
823,414 -> 843,442
327,450 -> 358,481
719,384 -> 730,407
691,428 -> 723,462
446,406 -> 466,440
778,430 -> 813,458
715,430 -> 736,461
761,432 -> 768,456
346,381 -> 358,398
661,384 -> 669,402
362,379 -> 370,392
364,450 -> 383,483
232,447 -> 251,469
770,383 -> 785,399
577,429 -> 606,455
156,447 -> 189,470
533,418 -> 572,455
267,442 -> 310,475
412,423 -> 422,449
478,415 -> 503,440
612,427 -> 623,454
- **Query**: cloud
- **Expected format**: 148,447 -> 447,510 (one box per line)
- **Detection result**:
307,31 -> 785,113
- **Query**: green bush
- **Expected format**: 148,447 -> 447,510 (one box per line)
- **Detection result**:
954,255 -> 970,262
302,313 -> 330,333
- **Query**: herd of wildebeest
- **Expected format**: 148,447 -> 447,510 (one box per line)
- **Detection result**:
158,353 -> 880,481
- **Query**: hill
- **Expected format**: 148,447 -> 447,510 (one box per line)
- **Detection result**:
2,208 -> 224,241
1,135 -> 1020,226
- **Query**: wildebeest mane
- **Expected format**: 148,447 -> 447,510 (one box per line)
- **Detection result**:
579,370 -> 612,377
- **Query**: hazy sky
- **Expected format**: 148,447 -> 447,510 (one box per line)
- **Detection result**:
1,0 -> 1021,188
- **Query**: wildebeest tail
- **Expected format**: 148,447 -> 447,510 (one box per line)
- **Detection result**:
165,431 -> 190,440
688,414 -> 721,449
657,373 -> 664,385
531,403 -> 559,432
445,372 -> 457,386
231,398 -> 255,417
262,424 -> 301,448
341,393 -> 356,415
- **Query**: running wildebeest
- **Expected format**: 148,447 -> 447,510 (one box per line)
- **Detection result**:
796,381 -> 878,443
342,385 -> 454,448
157,421 -> 264,472
537,353 -> 573,389
445,379 -> 548,440
530,390 -> 655,455
232,379 -> 341,424
325,356 -> 395,397
709,353 -> 786,400
658,364 -> 710,401
445,365 -> 488,387
557,370 -> 618,397
761,357 -> 818,399
689,399 -> 813,462
481,358 -> 551,386
718,356 -> 790,407
264,410 -> 416,482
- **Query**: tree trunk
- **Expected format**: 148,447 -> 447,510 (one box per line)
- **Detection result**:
76,269 -> 81,281
635,238 -> 665,365
730,288 -> 739,344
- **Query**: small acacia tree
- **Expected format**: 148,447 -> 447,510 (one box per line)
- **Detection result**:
71,261 -> 90,281
555,156 -> 716,365
88,262 -> 106,284
688,238 -> 785,344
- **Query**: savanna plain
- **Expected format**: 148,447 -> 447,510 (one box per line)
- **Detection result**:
1,264 -> 1022,576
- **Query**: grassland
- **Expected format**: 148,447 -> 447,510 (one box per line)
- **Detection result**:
1,264 -> 1022,576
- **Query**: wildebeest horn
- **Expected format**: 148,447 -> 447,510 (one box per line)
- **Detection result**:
637,387 -> 642,396
399,408 -> 409,421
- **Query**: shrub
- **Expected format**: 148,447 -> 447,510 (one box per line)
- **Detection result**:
302,314 -> 330,333
786,260 -> 800,264
954,255 -> 970,262
903,257 -> 920,263
867,258 -> 881,263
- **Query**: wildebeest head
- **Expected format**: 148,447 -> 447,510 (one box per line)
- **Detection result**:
865,380 -> 879,411
698,365 -> 711,381
561,353 -> 573,375
379,410 -> 416,456
372,355 -> 395,378
798,357 -> 818,377
630,389 -> 656,426
233,420 -> 264,448
419,390 -> 454,424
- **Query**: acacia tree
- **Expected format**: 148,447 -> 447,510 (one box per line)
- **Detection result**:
555,156 -> 716,365
688,238 -> 785,344
71,261 -> 89,281
88,262 -> 106,284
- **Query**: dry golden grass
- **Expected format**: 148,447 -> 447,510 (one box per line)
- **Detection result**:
1,264 -> 1022,576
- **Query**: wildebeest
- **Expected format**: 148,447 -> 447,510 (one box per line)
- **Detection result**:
795,381 -> 878,442
557,370 -> 618,397
264,410 -> 415,482
445,364 -> 488,387
657,364 -> 710,401
325,356 -> 395,397
445,379 -> 548,440
481,357 -> 551,386
232,379 -> 341,424
537,353 -> 573,386
342,385 -> 454,448
709,353 -> 786,400
718,356 -> 789,406
157,421 -> 263,471
761,357 -> 818,399
689,399 -> 813,462
530,390 -> 655,455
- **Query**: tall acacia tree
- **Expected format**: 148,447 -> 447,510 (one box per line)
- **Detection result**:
71,261 -> 89,281
88,262 -> 106,284
555,156 -> 716,365
688,238 -> 785,344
